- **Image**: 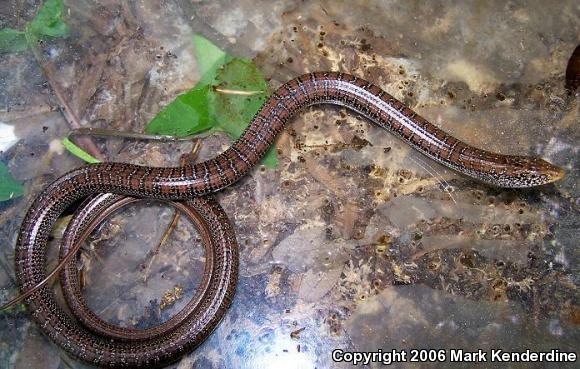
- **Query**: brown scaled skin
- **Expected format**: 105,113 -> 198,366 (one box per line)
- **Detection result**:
14,72 -> 565,368
527,158 -> 566,183
487,156 -> 566,188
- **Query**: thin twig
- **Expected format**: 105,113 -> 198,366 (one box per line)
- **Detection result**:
213,87 -> 264,96
28,44 -> 106,161
68,127 -> 212,142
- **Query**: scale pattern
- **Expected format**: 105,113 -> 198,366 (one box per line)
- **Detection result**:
15,72 -> 563,368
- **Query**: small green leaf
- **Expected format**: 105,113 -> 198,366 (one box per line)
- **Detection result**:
258,148 -> 278,168
26,0 -> 69,39
62,137 -> 101,163
0,28 -> 28,53
210,59 -> 278,168
145,85 -> 213,137
0,0 -> 69,54
0,162 -> 23,201
192,34 -> 232,85
145,35 -> 278,169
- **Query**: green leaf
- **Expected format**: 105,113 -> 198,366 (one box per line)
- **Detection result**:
192,34 -> 232,85
0,28 -> 28,53
62,137 -> 101,164
26,0 -> 69,39
0,162 -> 23,201
210,59 -> 278,168
145,85 -> 213,137
145,36 -> 278,169
0,0 -> 69,54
